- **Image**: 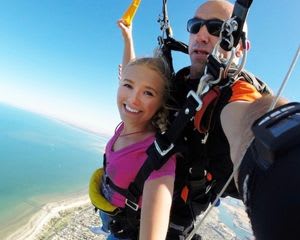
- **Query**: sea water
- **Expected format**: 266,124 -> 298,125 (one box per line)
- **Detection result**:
0,103 -> 108,236
218,197 -> 254,239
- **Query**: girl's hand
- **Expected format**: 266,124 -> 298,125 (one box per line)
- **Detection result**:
117,19 -> 133,41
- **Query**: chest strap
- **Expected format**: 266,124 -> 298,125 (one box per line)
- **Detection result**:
194,87 -> 221,133
105,90 -> 202,231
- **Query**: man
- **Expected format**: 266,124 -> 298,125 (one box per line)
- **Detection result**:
117,0 -> 265,239
166,1 -> 264,239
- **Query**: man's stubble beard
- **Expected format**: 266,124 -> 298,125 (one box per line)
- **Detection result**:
190,60 -> 206,79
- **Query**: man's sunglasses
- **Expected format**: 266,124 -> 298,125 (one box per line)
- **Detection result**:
187,18 -> 224,37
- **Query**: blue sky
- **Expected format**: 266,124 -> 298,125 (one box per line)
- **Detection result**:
0,0 -> 299,135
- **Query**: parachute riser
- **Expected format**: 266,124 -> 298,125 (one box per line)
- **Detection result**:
156,0 -> 188,77
157,0 -> 172,39
198,21 -> 248,96
195,0 -> 252,96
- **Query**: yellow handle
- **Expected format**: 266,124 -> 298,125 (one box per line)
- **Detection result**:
89,168 -> 119,214
122,0 -> 141,26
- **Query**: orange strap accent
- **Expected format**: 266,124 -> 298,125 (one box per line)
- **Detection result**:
229,80 -> 262,103
194,80 -> 261,133
206,172 -> 213,182
180,185 -> 189,203
194,87 -> 220,133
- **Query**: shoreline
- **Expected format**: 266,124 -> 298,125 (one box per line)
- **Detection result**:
3,194 -> 253,240
5,194 -> 91,240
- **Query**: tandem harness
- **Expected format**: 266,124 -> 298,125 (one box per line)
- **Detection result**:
99,0 -> 271,237
96,90 -> 203,239
95,70 -> 270,239
92,0 -> 272,238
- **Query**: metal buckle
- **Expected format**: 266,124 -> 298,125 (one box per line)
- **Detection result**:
154,140 -> 174,157
187,90 -> 202,111
125,199 -> 139,211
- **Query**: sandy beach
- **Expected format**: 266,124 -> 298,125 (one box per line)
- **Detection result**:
4,195 -> 252,240
5,194 -> 97,240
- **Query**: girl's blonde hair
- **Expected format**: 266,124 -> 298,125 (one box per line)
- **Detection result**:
124,57 -> 172,132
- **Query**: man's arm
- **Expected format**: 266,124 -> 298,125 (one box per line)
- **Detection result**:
221,96 -> 287,185
221,96 -> 300,239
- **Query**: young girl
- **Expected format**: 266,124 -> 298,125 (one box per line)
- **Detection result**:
92,57 -> 176,240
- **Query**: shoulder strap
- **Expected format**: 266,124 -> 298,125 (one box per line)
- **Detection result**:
194,87 -> 221,133
121,69 -> 268,215
239,69 -> 273,95
106,90 -> 202,224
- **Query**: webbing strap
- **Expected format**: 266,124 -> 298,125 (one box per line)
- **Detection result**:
127,90 -> 202,198
116,90 -> 202,226
158,36 -> 189,77
104,90 -> 202,238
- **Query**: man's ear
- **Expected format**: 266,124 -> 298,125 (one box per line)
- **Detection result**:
236,39 -> 251,58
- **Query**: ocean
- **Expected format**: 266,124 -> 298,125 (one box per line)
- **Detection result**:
0,103 -> 108,237
219,197 -> 253,239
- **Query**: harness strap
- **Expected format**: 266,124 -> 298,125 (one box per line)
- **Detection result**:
194,65 -> 272,135
105,90 -> 202,236
194,87 -> 221,133
104,176 -> 128,197
125,89 -> 202,221
157,0 -> 188,76
239,70 -> 272,94
103,153 -> 107,169
158,36 -> 189,77
206,54 -> 227,81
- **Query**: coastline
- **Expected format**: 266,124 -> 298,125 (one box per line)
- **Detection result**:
5,194 -> 93,240
0,103 -> 107,240
4,194 -> 253,240
221,199 -> 253,236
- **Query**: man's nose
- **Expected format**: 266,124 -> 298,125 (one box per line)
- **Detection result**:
195,25 -> 209,43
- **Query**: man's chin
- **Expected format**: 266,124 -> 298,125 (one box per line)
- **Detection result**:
190,62 -> 206,78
